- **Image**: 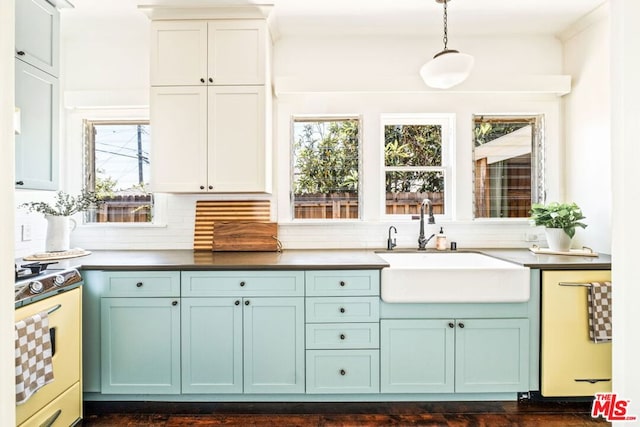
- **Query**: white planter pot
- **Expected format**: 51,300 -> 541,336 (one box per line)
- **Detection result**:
45,215 -> 77,252
545,228 -> 573,252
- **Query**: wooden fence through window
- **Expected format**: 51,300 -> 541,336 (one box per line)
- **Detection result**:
293,192 -> 444,219
93,195 -> 152,223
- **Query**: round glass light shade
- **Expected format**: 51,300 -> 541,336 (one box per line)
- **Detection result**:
420,50 -> 475,89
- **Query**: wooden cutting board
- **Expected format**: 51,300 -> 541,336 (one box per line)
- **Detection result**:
212,221 -> 278,252
193,200 -> 271,251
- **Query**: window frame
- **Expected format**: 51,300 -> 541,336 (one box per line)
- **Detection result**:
83,119 -> 154,224
380,113 -> 454,221
471,113 -> 545,220
289,114 -> 363,222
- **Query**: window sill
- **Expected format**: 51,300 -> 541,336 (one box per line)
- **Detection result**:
79,222 -> 167,229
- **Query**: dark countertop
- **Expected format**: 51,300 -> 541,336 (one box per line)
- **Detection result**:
58,249 -> 389,271
472,248 -> 611,270
35,247 -> 611,271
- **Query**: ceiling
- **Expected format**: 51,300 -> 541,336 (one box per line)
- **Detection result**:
65,0 -> 608,37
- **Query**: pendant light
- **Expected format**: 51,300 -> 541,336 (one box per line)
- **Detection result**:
420,0 -> 474,89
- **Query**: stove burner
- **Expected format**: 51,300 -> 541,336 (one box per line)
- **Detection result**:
15,261 -> 59,281
15,268 -> 83,308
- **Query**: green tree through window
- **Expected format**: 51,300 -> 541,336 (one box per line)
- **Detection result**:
292,118 -> 360,219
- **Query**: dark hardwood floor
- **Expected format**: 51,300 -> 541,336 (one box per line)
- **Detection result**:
81,400 -> 610,426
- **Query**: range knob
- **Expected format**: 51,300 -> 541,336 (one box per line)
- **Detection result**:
29,280 -> 44,294
53,274 -> 66,287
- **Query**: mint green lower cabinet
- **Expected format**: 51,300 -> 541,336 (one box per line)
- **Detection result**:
455,318 -> 529,393
243,297 -> 305,394
381,319 -> 455,393
100,297 -> 181,394
306,350 -> 380,394
381,318 -> 529,394
181,298 -> 243,394
181,296 -> 305,394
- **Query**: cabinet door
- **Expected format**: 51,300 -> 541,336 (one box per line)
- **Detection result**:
207,20 -> 266,85
100,298 -> 181,394
207,85 -> 268,192
243,297 -> 305,393
182,298 -> 243,394
454,318 -> 529,393
150,86 -> 208,192
150,21 -> 207,86
380,319 -> 454,393
15,60 -> 59,190
15,0 -> 59,76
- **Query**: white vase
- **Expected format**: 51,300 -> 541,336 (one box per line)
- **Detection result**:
45,215 -> 77,252
545,228 -> 572,252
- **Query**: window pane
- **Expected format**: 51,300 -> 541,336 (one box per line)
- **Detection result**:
473,116 -> 543,218
382,117 -> 448,217
85,121 -> 153,223
385,171 -> 444,215
292,118 -> 359,220
384,124 -> 442,167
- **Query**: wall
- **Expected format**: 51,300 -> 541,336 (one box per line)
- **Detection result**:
16,13 -> 573,255
562,4 -> 611,254
1,0 -> 16,422
273,34 -> 565,249
611,0 -> 640,421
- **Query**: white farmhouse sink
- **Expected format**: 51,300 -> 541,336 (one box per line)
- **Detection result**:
377,252 -> 530,303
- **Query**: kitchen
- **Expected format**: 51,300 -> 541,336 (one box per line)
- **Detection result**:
1,0 -> 640,425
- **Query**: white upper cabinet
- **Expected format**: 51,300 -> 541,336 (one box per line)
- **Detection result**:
151,20 -> 267,86
150,86 -> 208,193
150,85 -> 269,193
149,12 -> 272,194
207,21 -> 266,85
207,85 -> 267,192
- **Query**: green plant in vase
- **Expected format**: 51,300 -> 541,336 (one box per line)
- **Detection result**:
21,191 -> 103,252
529,202 -> 587,251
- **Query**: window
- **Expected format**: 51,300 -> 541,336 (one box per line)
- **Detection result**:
382,115 -> 452,217
84,120 -> 153,223
291,116 -> 360,220
472,114 -> 544,219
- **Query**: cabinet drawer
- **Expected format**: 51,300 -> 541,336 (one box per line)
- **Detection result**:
306,323 -> 380,349
306,297 -> 380,323
306,270 -> 380,296
102,271 -> 180,297
182,271 -> 304,297
306,350 -> 380,394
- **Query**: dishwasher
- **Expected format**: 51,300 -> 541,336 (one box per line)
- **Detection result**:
540,270 -> 612,397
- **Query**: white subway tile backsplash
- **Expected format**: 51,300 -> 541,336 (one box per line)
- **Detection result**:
15,193 -> 543,256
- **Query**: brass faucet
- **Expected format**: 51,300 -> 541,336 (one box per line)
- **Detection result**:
418,199 -> 436,250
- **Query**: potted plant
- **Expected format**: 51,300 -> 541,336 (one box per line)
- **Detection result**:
529,202 -> 587,252
21,190 -> 102,252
